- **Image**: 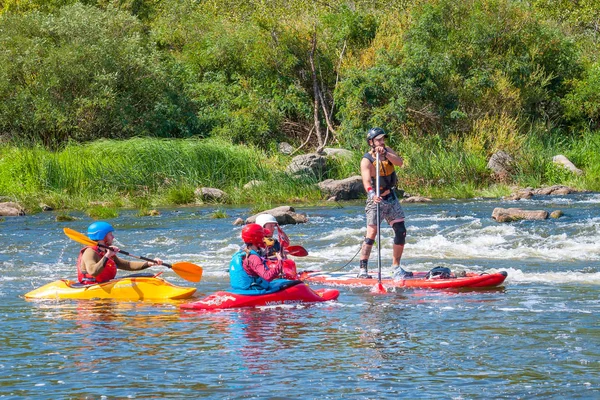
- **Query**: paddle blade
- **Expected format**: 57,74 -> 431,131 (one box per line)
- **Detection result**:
172,262 -> 203,283
287,245 -> 308,257
276,226 -> 291,248
370,282 -> 387,294
64,227 -> 97,247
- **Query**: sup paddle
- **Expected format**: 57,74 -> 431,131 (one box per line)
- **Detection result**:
372,151 -> 386,294
63,228 -> 203,283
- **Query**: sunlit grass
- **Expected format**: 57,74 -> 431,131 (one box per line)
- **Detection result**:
1,132 -> 600,213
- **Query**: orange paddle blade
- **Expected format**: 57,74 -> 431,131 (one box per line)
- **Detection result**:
172,262 -> 203,283
63,227 -> 97,247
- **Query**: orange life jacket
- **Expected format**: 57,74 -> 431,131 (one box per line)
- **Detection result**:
363,152 -> 397,193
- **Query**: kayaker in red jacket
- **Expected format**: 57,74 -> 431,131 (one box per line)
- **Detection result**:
77,221 -> 162,284
229,224 -> 283,291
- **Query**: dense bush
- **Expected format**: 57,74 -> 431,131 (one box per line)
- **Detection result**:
0,3 -> 199,147
335,0 -> 582,149
0,0 -> 598,153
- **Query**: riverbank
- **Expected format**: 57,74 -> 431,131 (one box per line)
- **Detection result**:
1,133 -> 598,216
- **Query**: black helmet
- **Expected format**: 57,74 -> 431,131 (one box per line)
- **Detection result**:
366,127 -> 386,143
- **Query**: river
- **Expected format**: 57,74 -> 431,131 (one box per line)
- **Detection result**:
1,194 -> 599,398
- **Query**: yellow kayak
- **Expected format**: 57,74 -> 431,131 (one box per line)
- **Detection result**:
24,273 -> 196,301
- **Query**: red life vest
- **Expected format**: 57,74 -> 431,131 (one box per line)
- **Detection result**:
76,246 -> 117,284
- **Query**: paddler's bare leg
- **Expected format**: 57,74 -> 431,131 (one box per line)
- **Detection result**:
359,224 -> 378,278
392,244 -> 404,267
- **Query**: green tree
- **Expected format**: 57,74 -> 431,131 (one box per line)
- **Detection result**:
0,3 -> 199,146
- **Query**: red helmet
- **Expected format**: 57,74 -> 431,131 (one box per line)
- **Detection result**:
241,223 -> 266,248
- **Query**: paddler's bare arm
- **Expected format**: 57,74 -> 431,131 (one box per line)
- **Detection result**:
383,147 -> 404,167
385,147 -> 404,167
361,157 -> 374,193
113,257 -> 150,271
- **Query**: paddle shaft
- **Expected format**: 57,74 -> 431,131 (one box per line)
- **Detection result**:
95,242 -> 173,269
376,152 -> 382,284
63,228 -> 202,282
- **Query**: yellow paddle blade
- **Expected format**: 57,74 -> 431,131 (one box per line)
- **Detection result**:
64,227 -> 97,247
172,262 -> 203,283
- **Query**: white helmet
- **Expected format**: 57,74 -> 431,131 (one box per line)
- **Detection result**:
255,213 -> 278,227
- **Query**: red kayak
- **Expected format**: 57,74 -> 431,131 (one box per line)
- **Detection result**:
180,283 -> 339,310
299,270 -> 508,290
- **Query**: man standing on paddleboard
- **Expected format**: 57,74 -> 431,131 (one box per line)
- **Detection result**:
358,127 -> 409,279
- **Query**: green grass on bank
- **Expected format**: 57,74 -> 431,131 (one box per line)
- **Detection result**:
1,133 -> 599,215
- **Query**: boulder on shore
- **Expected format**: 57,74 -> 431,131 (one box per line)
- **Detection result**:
286,153 -> 327,178
504,185 -> 585,200
492,207 -> 549,223
246,206 -> 307,225
487,150 -> 515,180
0,202 -> 25,216
322,147 -> 354,160
195,187 -> 227,202
402,196 -> 432,203
318,176 -> 363,201
552,155 -> 583,175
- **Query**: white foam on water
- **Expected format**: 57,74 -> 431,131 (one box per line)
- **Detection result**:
502,267 -> 600,285
576,193 -> 600,203
319,227 -> 364,241
411,214 -> 477,222
143,237 -> 178,246
405,219 -> 600,261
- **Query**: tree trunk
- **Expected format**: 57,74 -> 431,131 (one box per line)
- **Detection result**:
309,29 -> 324,153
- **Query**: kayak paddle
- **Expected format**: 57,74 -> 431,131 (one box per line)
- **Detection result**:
63,228 -> 203,283
286,245 -> 308,257
372,151 -> 386,294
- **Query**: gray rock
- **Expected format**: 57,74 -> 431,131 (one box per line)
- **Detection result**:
195,187 -> 227,202
233,218 -> 245,226
278,142 -> 294,155
487,150 -> 514,180
322,147 -> 354,160
286,153 -> 327,178
492,207 -> 548,222
243,180 -> 265,189
504,185 -> 584,200
318,176 -> 363,200
246,206 -> 308,225
402,196 -> 432,203
553,155 -> 582,175
550,210 -> 563,219
0,202 -> 25,216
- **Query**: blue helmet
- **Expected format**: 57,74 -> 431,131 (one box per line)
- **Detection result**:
87,221 -> 114,241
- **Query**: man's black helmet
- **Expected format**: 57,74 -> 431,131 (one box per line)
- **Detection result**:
366,127 -> 386,143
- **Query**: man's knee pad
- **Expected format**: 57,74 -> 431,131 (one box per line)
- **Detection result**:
364,237 -> 375,246
392,222 -> 406,245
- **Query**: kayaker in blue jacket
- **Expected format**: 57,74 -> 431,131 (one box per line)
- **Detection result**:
229,223 -> 284,292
